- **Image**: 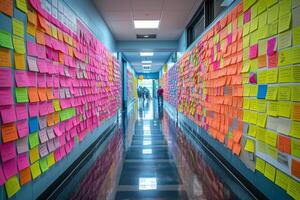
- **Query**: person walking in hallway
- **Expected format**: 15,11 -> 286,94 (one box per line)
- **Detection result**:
157,86 -> 164,106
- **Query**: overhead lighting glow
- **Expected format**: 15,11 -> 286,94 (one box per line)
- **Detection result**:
134,20 -> 160,29
142,64 -> 151,67
142,61 -> 152,64
140,52 -> 154,56
139,178 -> 157,190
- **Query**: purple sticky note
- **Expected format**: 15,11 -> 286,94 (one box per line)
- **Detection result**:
17,153 -> 29,171
16,137 -> 28,154
3,158 -> 17,179
249,72 -> 257,84
0,165 -> 5,185
249,44 -> 258,59
17,119 -> 29,138
27,40 -> 37,57
39,143 -> 48,157
16,104 -> 28,120
0,142 -> 16,162
15,70 -> 30,87
0,89 -> 13,106
244,9 -> 251,24
0,68 -> 12,87
39,129 -> 48,143
267,37 -> 277,56
0,106 -> 16,124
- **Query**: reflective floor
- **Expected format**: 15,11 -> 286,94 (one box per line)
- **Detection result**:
64,100 -> 256,200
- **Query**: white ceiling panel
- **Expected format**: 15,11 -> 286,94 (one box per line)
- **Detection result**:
101,11 -> 132,21
95,0 -> 131,11
131,0 -> 164,11
133,10 -> 162,20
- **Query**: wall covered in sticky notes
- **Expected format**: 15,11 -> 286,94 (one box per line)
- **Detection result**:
127,69 -> 138,104
163,0 -> 300,199
0,0 -> 121,198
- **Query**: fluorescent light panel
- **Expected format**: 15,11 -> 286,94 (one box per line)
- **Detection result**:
140,52 -> 154,56
142,61 -> 152,64
134,20 -> 160,29
142,64 -> 151,67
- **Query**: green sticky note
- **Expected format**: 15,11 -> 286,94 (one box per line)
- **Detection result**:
39,158 -> 49,173
279,0 -> 291,17
30,162 -> 41,180
47,153 -> 56,168
16,87 -> 28,102
12,35 -> 25,54
29,132 -> 39,149
16,0 -> 28,13
5,176 -> 21,198
293,26 -> 300,45
0,30 -> 13,49
12,18 -> 24,38
267,3 -> 279,24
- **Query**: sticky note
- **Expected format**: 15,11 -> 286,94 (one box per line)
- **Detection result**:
267,101 -> 278,116
5,176 -> 20,198
257,84 -> 267,99
244,139 -> 255,152
12,18 -> 24,38
14,53 -> 26,70
16,0 -> 27,13
3,158 -> 17,179
293,26 -> 300,45
293,103 -> 300,121
264,162 -> 276,181
268,52 -> 278,67
47,153 -> 55,168
29,132 -> 39,149
290,121 -> 300,139
287,177 -> 300,200
278,101 -> 291,118
39,158 -> 48,173
278,48 -> 293,66
12,35 -> 25,54
27,10 -> 37,25
265,130 -> 277,147
248,124 -> 257,137
257,113 -> 267,127
266,68 -> 278,83
275,170 -> 290,190
0,0 -> 13,16
278,12 -> 291,33
278,30 -> 292,49
267,37 -> 277,56
1,107 -> 16,124
292,65 -> 300,82
278,66 -> 292,82
267,3 -> 279,24
0,48 -> 11,67
0,142 -> 16,162
278,86 -> 291,101
278,135 -> 291,153
266,86 -> 278,100
0,30 -> 13,49
0,68 -> 12,88
255,157 -> 265,173
17,152 -> 29,171
16,87 -> 28,103
27,23 -> 36,36
20,167 -> 31,185
257,100 -> 267,112
30,162 -> 41,180
29,147 -> 39,164
1,123 -> 18,143
29,117 -> 39,133
28,88 -> 39,102
249,44 -> 258,59
291,159 -> 300,179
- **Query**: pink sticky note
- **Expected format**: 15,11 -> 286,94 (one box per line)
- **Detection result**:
53,125 -> 62,136
39,129 -> 48,143
36,44 -> 46,59
47,139 -> 56,152
249,72 -> 257,84
27,40 -> 37,57
15,70 -> 29,87
0,142 -> 16,162
1,106 -> 16,124
38,73 -> 46,87
0,68 -> 12,87
3,158 -> 17,179
0,165 -> 5,185
16,104 -> 28,120
27,71 -> 37,87
17,153 -> 29,171
29,103 -> 39,117
16,137 -> 28,154
243,9 -> 251,24
249,44 -> 258,59
267,37 -> 277,56
17,120 -> 29,138
37,59 -> 48,73
0,89 -> 13,106
39,102 -> 49,116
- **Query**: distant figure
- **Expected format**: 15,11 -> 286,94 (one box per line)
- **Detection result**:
157,86 -> 164,105
137,86 -> 143,100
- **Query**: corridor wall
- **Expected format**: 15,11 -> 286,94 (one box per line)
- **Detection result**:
0,0 -> 121,199
126,67 -> 137,105
163,0 -> 300,199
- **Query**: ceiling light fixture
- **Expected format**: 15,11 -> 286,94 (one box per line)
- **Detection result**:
142,61 -> 152,64
134,20 -> 160,29
140,52 -> 154,56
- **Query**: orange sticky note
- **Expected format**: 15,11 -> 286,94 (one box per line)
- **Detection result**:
53,112 -> 60,124
233,143 -> 241,155
258,55 -> 266,68
28,88 -> 39,102
46,88 -> 54,100
268,52 -> 278,67
27,23 -> 36,36
0,48 -> 11,67
19,167 -> 31,185
36,31 -> 45,45
27,10 -> 37,26
0,0 -> 13,17
278,135 -> 291,154
293,103 -> 300,121
291,159 -> 300,179
47,114 -> 54,126
14,53 -> 26,70
2,123 -> 18,143
38,88 -> 48,101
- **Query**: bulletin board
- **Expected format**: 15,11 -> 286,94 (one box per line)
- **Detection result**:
163,0 -> 300,199
0,0 -> 121,198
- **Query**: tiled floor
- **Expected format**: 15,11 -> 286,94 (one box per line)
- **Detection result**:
115,100 -> 188,200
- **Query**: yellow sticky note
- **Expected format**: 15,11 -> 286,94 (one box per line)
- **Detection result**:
278,86 -> 291,101
243,23 -> 251,37
51,26 -> 58,39
5,176 -> 21,198
278,12 -> 291,33
267,3 -> 279,24
290,121 -> 300,139
292,46 -> 300,65
257,100 -> 267,112
244,98 -> 250,109
249,111 -> 258,124
257,113 -> 267,127
287,178 -> 300,200
258,38 -> 267,55
250,17 -> 258,32
30,162 -> 41,179
256,127 -> 266,141
242,60 -> 250,73
258,70 -> 267,84
278,30 -> 292,49
266,145 -> 278,159
251,3 -> 258,19
256,157 -> 266,173
265,130 -> 277,147
248,125 -> 257,137
243,85 -> 251,96
16,0 -> 28,13
27,23 -> 36,36
268,21 -> 278,37
257,0 -> 267,14
245,139 -> 255,152
250,85 -> 258,96
292,85 -> 300,101
293,26 -> 300,45
258,11 -> 267,27
243,35 -> 250,49
292,65 -> 300,82
264,162 -> 276,181
12,35 -> 25,54
29,146 -> 40,164
278,66 -> 293,82
47,152 -> 55,168
278,48 -> 293,66
275,170 -> 290,191
267,101 -> 278,116
279,0 -> 291,16
14,53 -> 26,70
250,99 -> 258,111
12,18 -> 24,38
278,101 -> 291,118
267,68 -> 278,83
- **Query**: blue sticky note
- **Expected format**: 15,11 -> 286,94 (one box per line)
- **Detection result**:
257,85 -> 268,99
29,117 -> 39,133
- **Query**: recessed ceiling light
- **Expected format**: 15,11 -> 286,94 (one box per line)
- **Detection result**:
134,20 -> 160,29
142,61 -> 152,64
140,52 -> 154,56
144,35 -> 149,38
142,64 -> 151,67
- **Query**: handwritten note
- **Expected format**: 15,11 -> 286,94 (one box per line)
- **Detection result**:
4,176 -> 20,198
12,18 -> 24,38
12,35 -> 25,54
267,37 -> 277,56
17,152 -> 29,170
0,48 -> 12,67
1,123 -> 18,143
0,142 -> 16,162
15,87 -> 28,103
16,0 -> 27,13
0,30 -> 13,49
16,120 -> 29,138
30,162 -> 41,180
0,0 -> 13,16
19,167 -> 31,185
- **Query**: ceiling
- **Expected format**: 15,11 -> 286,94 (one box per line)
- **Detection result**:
94,0 -> 203,73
